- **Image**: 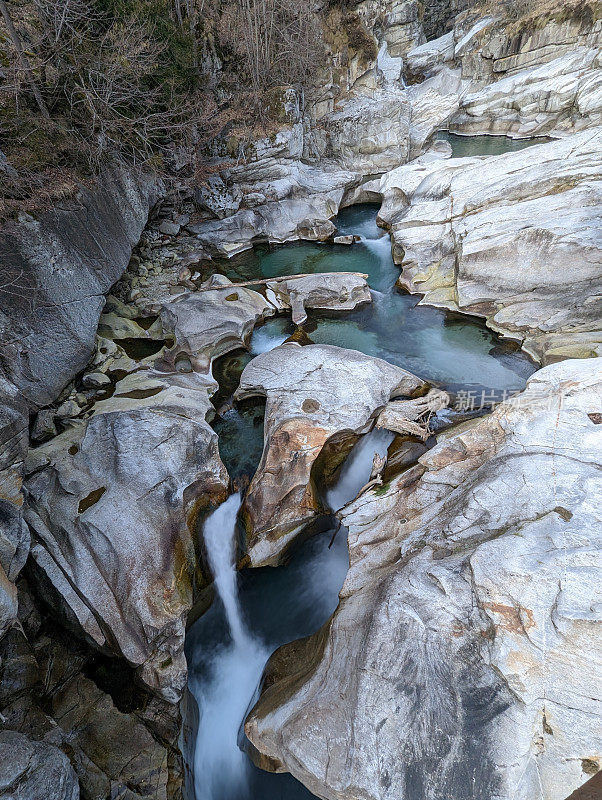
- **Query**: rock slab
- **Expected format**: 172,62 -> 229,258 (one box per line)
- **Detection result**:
246,358 -> 602,800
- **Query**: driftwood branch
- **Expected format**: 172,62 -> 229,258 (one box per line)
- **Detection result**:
196,272 -> 368,292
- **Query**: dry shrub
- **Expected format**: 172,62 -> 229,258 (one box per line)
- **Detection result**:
217,0 -> 325,112
0,0 -> 200,212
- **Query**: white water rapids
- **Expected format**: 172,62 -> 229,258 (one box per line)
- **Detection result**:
191,429 -> 393,800
191,493 -> 268,800
326,428 -> 394,512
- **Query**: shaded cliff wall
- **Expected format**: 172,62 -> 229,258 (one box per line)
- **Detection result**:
0,167 -> 161,409
422,0 -> 470,39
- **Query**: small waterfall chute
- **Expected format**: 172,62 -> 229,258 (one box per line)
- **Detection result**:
326,428 -> 394,513
192,494 -> 268,800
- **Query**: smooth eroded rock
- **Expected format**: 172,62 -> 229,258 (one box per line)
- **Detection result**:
0,730 -> 79,800
235,343 -> 426,566
0,167 -> 159,407
388,129 -> 602,363
159,274 -> 273,363
246,358 -> 602,800
24,369 -> 228,702
266,272 -> 371,325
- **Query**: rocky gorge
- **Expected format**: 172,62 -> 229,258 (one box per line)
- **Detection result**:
0,1 -> 601,800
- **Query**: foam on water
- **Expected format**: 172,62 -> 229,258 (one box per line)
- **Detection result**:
250,320 -> 290,355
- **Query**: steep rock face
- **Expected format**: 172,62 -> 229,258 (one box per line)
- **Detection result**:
452,47 -> 602,137
453,8 -> 602,85
189,11 -> 415,256
49,673 -> 172,800
384,129 -> 602,363
406,8 -> 602,147
422,0 -> 470,41
0,588 -> 182,800
312,89 -> 411,172
235,343 -> 426,566
245,357 -> 602,800
357,0 -> 424,59
24,370 -> 228,702
0,167 -> 160,407
315,0 -> 421,113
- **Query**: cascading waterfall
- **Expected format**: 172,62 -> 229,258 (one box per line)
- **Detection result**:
187,206 -> 537,800
191,494 -> 268,800
359,234 -> 398,294
203,493 -> 246,644
250,325 -> 289,355
190,428 -> 394,800
327,429 -> 394,512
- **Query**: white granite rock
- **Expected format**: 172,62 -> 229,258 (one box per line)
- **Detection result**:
387,129 -> 602,363
246,358 -> 602,800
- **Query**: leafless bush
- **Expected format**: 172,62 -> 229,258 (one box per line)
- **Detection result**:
0,0 -> 329,213
220,0 -> 325,109
0,0 -> 201,211
65,17 -> 182,167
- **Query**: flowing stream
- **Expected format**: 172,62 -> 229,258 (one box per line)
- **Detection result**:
186,201 -> 538,799
187,433 -> 385,800
189,493 -> 270,800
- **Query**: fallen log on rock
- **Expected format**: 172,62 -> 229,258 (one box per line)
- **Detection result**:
376,389 -> 449,441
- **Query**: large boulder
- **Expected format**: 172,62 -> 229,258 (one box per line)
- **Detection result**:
158,275 -> 274,364
235,343 -> 426,566
24,369 -> 228,702
266,273 -> 371,325
387,129 -> 602,363
189,164 -> 357,256
245,357 -> 602,800
193,174 -> 242,219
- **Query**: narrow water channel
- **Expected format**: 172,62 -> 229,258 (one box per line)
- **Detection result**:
185,203 -> 537,800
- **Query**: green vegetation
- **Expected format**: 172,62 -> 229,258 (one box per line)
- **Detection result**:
0,0 -> 202,213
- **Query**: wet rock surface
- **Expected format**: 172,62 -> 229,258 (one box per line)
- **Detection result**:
246,358 -> 602,800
